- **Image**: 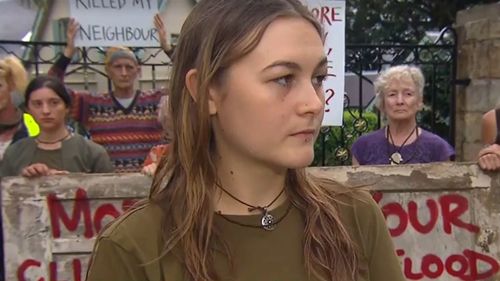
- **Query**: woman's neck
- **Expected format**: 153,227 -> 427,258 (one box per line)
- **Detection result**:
37,127 -> 70,143
113,87 -> 135,99
387,119 -> 419,146
215,156 -> 287,215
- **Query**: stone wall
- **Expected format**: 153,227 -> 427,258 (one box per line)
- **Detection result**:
455,2 -> 500,161
3,162 -> 500,281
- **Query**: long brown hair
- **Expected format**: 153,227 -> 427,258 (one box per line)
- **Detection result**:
149,0 -> 359,280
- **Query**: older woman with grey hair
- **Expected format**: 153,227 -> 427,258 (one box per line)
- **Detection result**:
351,65 -> 454,165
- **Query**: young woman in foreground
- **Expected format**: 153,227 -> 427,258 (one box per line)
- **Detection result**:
86,0 -> 405,280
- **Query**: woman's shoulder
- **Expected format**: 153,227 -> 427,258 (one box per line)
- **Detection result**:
352,128 -> 385,146
98,203 -> 163,252
4,137 -> 35,154
314,176 -> 379,221
333,188 -> 380,222
67,134 -> 106,152
419,129 -> 453,147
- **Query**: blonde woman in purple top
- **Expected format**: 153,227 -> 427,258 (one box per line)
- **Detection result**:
351,65 -> 454,165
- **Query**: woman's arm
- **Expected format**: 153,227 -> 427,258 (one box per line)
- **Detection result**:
481,109 -> 497,145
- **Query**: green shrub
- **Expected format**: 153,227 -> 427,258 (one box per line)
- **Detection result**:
312,110 -> 378,166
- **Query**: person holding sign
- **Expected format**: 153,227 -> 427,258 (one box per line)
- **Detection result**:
86,0 -> 405,280
0,76 -> 113,178
351,65 -> 454,165
48,16 -> 173,173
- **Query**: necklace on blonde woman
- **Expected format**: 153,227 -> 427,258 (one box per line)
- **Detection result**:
216,183 -> 286,231
387,125 -> 418,165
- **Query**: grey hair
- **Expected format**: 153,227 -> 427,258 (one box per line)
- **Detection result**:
374,65 -> 425,114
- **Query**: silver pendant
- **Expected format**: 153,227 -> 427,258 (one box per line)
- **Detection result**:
261,211 -> 275,231
390,152 -> 403,165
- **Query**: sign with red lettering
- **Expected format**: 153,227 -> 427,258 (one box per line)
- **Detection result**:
69,0 -> 160,47
2,163 -> 500,280
2,174 -> 150,281
306,0 -> 345,126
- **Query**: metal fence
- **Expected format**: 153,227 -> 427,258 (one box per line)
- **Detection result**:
0,28 -> 460,166
315,27 -> 462,166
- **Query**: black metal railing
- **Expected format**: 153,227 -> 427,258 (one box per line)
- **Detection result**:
1,28 -> 457,166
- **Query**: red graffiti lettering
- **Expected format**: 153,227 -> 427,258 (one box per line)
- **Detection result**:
122,199 -> 138,211
398,249 -> 499,280
421,254 -> 444,278
445,254 -> 468,278
371,191 -> 383,204
47,188 -> 93,238
73,259 -> 82,281
310,6 -> 342,26
17,259 -> 42,281
376,193 -> 479,236
382,202 -> 408,237
408,199 -> 438,234
440,195 -> 480,234
17,259 -> 83,281
93,203 -> 120,234
49,262 -> 57,281
47,188 -> 140,239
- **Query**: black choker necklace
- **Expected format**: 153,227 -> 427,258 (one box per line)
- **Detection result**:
387,125 -> 419,165
216,183 -> 286,231
36,132 -> 71,145
216,202 -> 293,231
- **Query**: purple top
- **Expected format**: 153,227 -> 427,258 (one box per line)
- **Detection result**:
351,127 -> 455,165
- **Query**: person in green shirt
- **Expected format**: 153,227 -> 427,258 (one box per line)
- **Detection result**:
1,75 -> 113,177
86,0 -> 406,281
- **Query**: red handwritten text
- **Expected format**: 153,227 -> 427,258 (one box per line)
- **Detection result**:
47,188 -> 138,238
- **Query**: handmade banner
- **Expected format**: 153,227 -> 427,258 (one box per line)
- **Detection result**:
305,0 -> 346,126
3,163 -> 500,281
69,0 -> 160,47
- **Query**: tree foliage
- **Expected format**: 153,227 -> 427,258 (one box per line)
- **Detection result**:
346,0 -> 497,44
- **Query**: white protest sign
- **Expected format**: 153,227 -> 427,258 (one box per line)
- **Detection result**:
305,0 -> 345,126
69,0 -> 159,47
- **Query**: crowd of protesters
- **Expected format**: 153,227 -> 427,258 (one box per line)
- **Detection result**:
0,1 -> 499,281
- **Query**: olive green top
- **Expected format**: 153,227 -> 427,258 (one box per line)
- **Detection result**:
86,191 -> 405,281
0,134 -> 113,177
32,147 -> 63,170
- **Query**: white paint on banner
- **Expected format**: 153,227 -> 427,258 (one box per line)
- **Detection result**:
69,0 -> 160,47
305,0 -> 345,126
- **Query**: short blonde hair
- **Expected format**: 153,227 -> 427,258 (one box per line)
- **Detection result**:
374,65 -> 425,113
104,46 -> 138,66
0,55 -> 28,93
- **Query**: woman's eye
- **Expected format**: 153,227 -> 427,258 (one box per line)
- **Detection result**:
312,75 -> 327,88
274,75 -> 294,87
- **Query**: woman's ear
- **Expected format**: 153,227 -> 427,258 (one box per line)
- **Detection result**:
185,69 -> 198,102
185,69 -> 218,115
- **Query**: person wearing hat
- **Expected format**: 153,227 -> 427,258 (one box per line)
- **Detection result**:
1,75 -> 113,177
48,16 -> 174,173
